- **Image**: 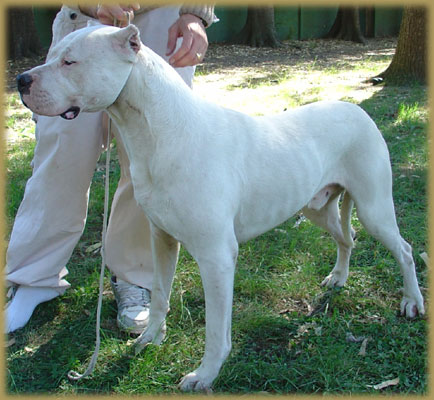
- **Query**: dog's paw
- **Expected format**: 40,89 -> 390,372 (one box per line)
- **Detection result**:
178,371 -> 213,393
321,271 -> 347,288
400,296 -> 425,318
134,321 -> 166,355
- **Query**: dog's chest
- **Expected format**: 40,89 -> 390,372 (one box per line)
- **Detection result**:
129,169 -> 181,235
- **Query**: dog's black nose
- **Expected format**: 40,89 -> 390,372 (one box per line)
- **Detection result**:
16,73 -> 33,95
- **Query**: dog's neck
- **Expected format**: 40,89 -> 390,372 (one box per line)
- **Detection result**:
107,48 -> 197,143
105,47 -> 203,190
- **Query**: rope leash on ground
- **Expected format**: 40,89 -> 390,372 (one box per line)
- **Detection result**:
67,116 -> 112,381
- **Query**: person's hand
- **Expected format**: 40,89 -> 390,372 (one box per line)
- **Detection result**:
79,4 -> 140,26
96,4 -> 140,26
166,14 -> 209,68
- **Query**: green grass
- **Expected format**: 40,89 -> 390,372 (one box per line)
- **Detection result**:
5,39 -> 428,394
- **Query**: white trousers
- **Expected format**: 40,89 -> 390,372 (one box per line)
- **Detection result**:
6,7 -> 194,293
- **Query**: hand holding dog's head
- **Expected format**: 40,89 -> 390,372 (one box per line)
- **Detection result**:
17,24 -> 141,119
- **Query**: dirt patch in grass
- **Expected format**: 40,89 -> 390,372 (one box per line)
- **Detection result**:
201,37 -> 396,72
194,38 -> 397,115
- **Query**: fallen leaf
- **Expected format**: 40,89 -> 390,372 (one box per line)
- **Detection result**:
346,332 -> 366,343
419,252 -> 429,267
296,324 -> 310,336
86,242 -> 102,253
24,346 -> 35,353
293,215 -> 306,228
6,287 -> 14,298
358,337 -> 369,356
367,377 -> 400,390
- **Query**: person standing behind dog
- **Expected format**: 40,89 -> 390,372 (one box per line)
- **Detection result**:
5,3 -> 216,334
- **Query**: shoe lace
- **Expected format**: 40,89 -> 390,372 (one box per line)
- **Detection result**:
116,284 -> 151,309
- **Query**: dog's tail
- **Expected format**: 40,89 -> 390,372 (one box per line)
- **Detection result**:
341,191 -> 354,248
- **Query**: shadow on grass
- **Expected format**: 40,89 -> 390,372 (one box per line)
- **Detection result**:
7,292 -> 135,394
358,83 -> 428,276
214,292 -> 427,394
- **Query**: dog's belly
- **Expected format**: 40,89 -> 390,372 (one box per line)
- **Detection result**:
234,190 -> 312,243
232,144 -> 325,243
233,171 -> 321,243
234,207 -> 297,243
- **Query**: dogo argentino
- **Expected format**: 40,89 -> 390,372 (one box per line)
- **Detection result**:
17,24 -> 425,391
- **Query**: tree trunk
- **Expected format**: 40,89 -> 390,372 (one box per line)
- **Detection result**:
325,6 -> 365,44
230,6 -> 280,48
371,7 -> 426,85
8,7 -> 42,59
364,7 -> 375,38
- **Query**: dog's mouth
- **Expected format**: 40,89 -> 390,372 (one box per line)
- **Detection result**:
60,106 -> 81,120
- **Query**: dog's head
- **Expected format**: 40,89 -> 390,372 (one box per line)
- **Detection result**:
17,24 -> 141,119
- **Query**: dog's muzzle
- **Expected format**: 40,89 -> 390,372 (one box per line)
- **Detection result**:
17,73 -> 81,120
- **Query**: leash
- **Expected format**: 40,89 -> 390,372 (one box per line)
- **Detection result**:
67,13 -> 130,382
67,116 -> 112,381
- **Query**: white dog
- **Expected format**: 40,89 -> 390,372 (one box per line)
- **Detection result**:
17,24 -> 425,391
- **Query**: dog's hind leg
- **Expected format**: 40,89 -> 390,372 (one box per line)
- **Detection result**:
303,191 -> 354,288
179,232 -> 238,392
353,193 -> 424,318
135,224 -> 180,353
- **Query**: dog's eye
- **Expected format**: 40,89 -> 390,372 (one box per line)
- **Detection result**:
62,60 -> 76,66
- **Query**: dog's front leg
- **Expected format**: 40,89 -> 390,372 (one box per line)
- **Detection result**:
134,224 -> 179,352
179,239 -> 238,392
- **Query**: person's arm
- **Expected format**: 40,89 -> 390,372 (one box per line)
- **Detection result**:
179,4 -> 216,28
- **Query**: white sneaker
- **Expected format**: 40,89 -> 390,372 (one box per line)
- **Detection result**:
110,277 -> 151,335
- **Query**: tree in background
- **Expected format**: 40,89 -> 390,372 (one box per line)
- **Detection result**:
230,6 -> 280,48
8,8 -> 42,59
371,7 -> 426,85
325,6 -> 365,43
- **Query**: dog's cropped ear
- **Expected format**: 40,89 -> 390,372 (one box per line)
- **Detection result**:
111,24 -> 141,62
